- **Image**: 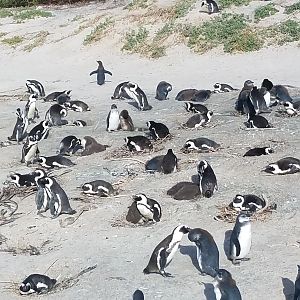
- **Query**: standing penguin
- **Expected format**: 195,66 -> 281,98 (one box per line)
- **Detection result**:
119,110 -> 135,131
143,225 -> 190,277
198,160 -> 218,198
24,94 -> 39,124
161,149 -> 177,174
249,86 -> 269,114
201,0 -> 219,14
19,274 -> 56,295
28,120 -> 51,142
21,136 -> 39,166
235,80 -> 254,114
155,81 -> 172,100
26,79 -> 45,97
213,269 -> 242,300
188,228 -> 219,277
133,289 -> 144,300
146,121 -> 170,140
229,213 -> 251,265
8,108 -> 28,143
106,104 -> 120,132
89,60 -> 112,85
294,265 -> 300,300
36,177 -> 51,213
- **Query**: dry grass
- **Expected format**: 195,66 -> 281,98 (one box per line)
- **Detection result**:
23,30 -> 49,51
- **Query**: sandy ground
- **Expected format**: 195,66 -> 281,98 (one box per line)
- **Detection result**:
0,1 -> 300,299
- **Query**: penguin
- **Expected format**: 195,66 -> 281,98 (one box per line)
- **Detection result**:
44,90 -> 70,102
9,169 -> 46,187
184,111 -> 213,128
294,265 -> 300,300
56,91 -> 71,105
188,228 -> 219,277
283,101 -> 300,116
106,104 -> 120,132
263,157 -> 300,175
143,225 -> 190,277
161,149 -> 177,174
213,269 -> 242,300
213,83 -> 237,93
229,212 -> 251,265
19,274 -> 56,295
21,136 -> 39,166
191,90 -> 212,102
81,136 -> 109,156
146,121 -> 170,140
72,120 -> 87,127
230,194 -> 266,213
81,180 -> 115,196
261,78 -> 274,93
125,136 -> 152,152
133,289 -> 144,300
155,81 -> 172,100
182,137 -> 220,153
28,120 -> 51,142
111,81 -> 131,100
24,94 -> 39,123
36,155 -> 75,169
249,86 -> 270,113
130,193 -> 162,223
175,89 -> 198,101
35,177 -> 51,213
122,82 -> 152,111
8,108 -> 28,143
26,79 -> 45,97
185,102 -> 208,114
235,80 -> 254,114
259,86 -> 272,108
39,176 -> 76,218
201,0 -> 219,14
198,160 -> 218,198
245,114 -> 271,129
45,104 -> 68,126
89,60 -> 112,85
271,84 -> 293,103
64,100 -> 90,112
59,135 -> 82,155
145,155 -> 164,173
119,110 -> 134,131
243,147 -> 273,157
167,182 -> 200,200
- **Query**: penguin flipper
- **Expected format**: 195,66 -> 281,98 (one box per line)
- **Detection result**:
104,69 -> 112,76
230,230 -> 241,258
159,248 -> 168,271
89,70 -> 97,76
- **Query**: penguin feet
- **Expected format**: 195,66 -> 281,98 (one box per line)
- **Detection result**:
161,272 -> 173,278
241,257 -> 251,262
231,259 -> 241,265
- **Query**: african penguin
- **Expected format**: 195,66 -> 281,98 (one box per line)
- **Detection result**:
56,91 -> 71,105
243,147 -> 273,157
230,194 -> 266,213
175,89 -> 198,101
145,155 -> 164,173
81,136 -> 109,156
24,94 -> 39,123
89,60 -> 112,85
249,86 -> 270,113
143,225 -> 190,277
106,104 -> 120,132
213,269 -> 242,300
19,274 -> 56,295
125,136 -> 152,152
201,0 -> 219,14
198,160 -> 218,198
119,110 -> 134,131
191,90 -> 212,102
8,108 -> 28,143
36,177 -> 51,213
185,102 -> 208,114
64,100 -> 90,112
188,228 -> 219,277
72,120 -> 87,127
155,81 -> 172,100
36,155 -> 75,169
229,212 -> 251,265
133,289 -> 144,300
284,101 -> 300,116
9,169 -> 46,187
263,157 -> 300,175
235,80 -> 254,114
167,182 -> 201,200
45,104 -> 68,126
44,90 -> 70,102
182,137 -> 220,153
245,114 -> 271,129
21,136 -> 39,166
294,265 -> 300,300
28,120 -> 50,142
213,83 -> 237,93
146,121 -> 170,140
59,135 -> 82,156
26,79 -> 45,97
111,81 -> 131,100
184,111 -> 213,128
271,84 -> 293,103
161,149 -> 177,174
81,180 -> 115,197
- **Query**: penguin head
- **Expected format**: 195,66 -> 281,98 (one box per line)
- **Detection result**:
126,82 -> 138,91
166,149 -> 175,156
261,78 -> 273,91
146,121 -> 154,128
10,173 -> 20,185
120,110 -> 129,119
60,108 -> 68,117
43,120 -> 51,128
19,282 -> 33,295
244,80 -> 254,88
124,137 -> 129,144
96,60 -> 103,66
207,111 -> 213,119
111,104 -> 117,109
38,176 -> 52,188
216,269 -> 233,282
265,147 -> 274,155
197,160 -> 208,174
213,83 -> 221,89
133,194 -> 147,203
27,135 -> 38,144
232,195 -> 245,210
263,163 -> 276,174
16,108 -> 22,118
176,225 -> 190,234
201,0 -> 207,6
183,140 -> 194,149
29,94 -> 38,101
32,169 -> 47,182
237,212 -> 250,224
184,102 -> 192,112
82,183 -> 93,193
283,101 -> 293,109
37,156 -> 46,165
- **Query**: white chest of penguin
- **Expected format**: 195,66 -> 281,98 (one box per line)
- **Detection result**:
238,224 -> 251,258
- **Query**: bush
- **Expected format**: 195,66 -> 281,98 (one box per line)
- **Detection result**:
0,0 -> 103,8
254,3 -> 278,22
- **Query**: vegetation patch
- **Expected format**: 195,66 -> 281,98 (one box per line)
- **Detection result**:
0,8 -> 13,18
218,0 -> 251,9
23,30 -> 49,51
169,0 -> 197,19
1,35 -> 24,47
122,27 -> 149,52
254,3 -> 278,22
284,1 -> 300,14
125,0 -> 154,10
13,8 -> 52,21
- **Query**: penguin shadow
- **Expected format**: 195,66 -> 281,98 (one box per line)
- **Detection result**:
281,277 -> 295,300
223,230 -> 232,259
179,245 -> 201,272
203,283 -> 216,300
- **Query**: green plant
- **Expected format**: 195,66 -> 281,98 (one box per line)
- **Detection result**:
1,35 -> 24,47
278,20 -> 300,43
122,27 -> 149,52
13,8 -> 52,21
254,3 -> 278,22
218,0 -> 251,8
171,0 -> 197,19
285,1 -> 300,14
125,0 -> 153,10
0,8 -> 13,18
153,21 -> 176,41
148,44 -> 166,58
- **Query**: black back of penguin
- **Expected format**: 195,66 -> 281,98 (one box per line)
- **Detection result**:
198,160 -> 217,198
147,121 -> 170,140
161,149 -> 177,174
294,265 -> 300,300
133,289 -> 144,300
155,81 -> 172,100
20,274 -> 56,295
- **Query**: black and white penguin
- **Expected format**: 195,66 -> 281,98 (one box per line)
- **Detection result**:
182,137 -> 220,153
21,136 -> 39,166
111,81 -> 131,100
39,176 -> 76,218
146,121 -> 170,140
167,182 -> 200,200
36,155 -> 75,169
184,111 -> 213,128
24,94 -> 39,124
191,90 -> 212,102
10,169 -> 46,187
235,80 -> 254,114
213,83 -> 237,93
125,136 -> 152,152
26,80 -> 45,97
81,136 -> 109,156
44,90 -> 71,102
188,228 -> 219,277
8,108 -> 28,143
143,225 -> 190,277
123,82 -> 152,111
263,157 -> 300,175
64,100 -> 90,112
161,149 -> 177,174
119,110 -> 134,131
245,114 -> 271,129
45,104 -> 68,126
271,84 -> 293,103
28,120 -> 50,142
72,120 -> 87,127
243,147 -> 273,157
294,265 -> 300,300
106,104 -> 120,132
89,60 -> 112,85
81,180 -> 115,196
19,274 -> 56,295
213,269 -> 242,300
155,81 -> 172,100
249,86 -> 270,114
59,135 -> 82,155
175,89 -> 198,101
230,194 -> 266,213
284,101 -> 300,116
145,155 -> 164,173
35,176 -> 51,213
185,102 -> 208,114
132,289 -> 144,300
198,160 -> 218,198
229,213 -> 251,265
56,91 -> 71,105
201,0 -> 219,14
